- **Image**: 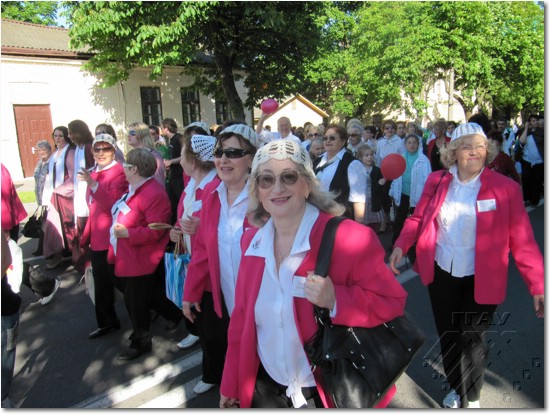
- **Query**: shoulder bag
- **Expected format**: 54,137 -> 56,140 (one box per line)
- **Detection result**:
21,206 -> 46,239
303,216 -> 425,408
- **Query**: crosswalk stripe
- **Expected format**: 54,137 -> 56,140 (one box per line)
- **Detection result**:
137,376 -> 201,408
71,350 -> 202,408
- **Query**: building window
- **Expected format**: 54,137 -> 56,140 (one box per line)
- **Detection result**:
181,89 -> 201,126
140,87 -> 162,126
215,100 -> 230,125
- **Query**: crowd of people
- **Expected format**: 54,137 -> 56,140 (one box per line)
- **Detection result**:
1,110 -> 544,408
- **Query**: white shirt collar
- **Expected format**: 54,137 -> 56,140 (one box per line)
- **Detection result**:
215,179 -> 250,206
449,164 -> 483,188
245,203 -> 320,258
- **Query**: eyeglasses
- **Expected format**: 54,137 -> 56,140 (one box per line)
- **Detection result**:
349,133 -> 361,138
213,147 -> 251,159
93,146 -> 113,153
308,133 -> 320,138
458,144 -> 487,152
123,163 -> 135,169
323,135 -> 338,142
256,169 -> 300,190
384,126 -> 394,130
128,130 -> 137,136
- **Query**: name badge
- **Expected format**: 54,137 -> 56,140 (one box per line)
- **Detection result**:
119,202 -> 131,215
477,199 -> 496,212
291,276 -> 307,298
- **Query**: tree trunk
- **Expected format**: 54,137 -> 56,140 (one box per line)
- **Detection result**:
214,54 -> 246,122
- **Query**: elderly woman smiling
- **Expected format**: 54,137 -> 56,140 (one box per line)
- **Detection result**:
389,123 -> 544,409
220,140 -> 407,408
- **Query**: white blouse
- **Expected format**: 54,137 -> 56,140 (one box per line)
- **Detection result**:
247,203 -> 319,407
316,148 -> 366,202
216,180 -> 250,316
435,165 -> 482,277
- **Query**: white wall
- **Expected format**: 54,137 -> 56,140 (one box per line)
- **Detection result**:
1,56 -> 250,179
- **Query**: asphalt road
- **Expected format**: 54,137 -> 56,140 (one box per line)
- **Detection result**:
6,191 -> 545,409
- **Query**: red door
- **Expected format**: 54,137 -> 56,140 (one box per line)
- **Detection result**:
13,105 -> 54,177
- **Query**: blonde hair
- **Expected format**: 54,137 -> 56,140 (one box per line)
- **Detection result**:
128,122 -> 155,150
439,135 -> 498,169
355,143 -> 374,160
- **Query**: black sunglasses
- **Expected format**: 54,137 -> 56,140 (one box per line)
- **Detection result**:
213,147 -> 251,159
323,135 -> 338,142
256,170 -> 300,190
93,146 -> 113,153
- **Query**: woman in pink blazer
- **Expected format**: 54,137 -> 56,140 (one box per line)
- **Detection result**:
182,124 -> 259,395
108,148 -> 182,361
389,123 -> 544,409
79,134 -> 128,339
220,140 -> 407,408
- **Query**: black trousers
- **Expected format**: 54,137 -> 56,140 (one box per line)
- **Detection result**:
90,250 -> 120,329
192,292 -> 230,384
392,193 -> 411,245
166,177 -> 184,225
119,263 -> 182,346
380,180 -> 393,215
520,161 -> 544,206
428,263 -> 497,405
251,363 -> 322,408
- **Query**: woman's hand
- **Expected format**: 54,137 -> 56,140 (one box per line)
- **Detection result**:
378,177 -> 386,186
304,271 -> 336,310
170,227 -> 183,243
180,216 -> 200,235
113,223 -> 129,238
220,394 -> 239,408
534,294 -> 544,318
77,167 -> 96,187
389,247 -> 403,275
182,301 -> 201,323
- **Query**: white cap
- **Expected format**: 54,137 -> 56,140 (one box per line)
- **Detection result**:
451,122 -> 487,141
93,134 -> 117,148
251,138 -> 314,177
186,121 -> 210,135
190,135 -> 216,162
219,124 -> 259,148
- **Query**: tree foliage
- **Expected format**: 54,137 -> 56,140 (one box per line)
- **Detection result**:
302,1 -> 544,121
65,1 -> 326,121
1,1 -> 59,26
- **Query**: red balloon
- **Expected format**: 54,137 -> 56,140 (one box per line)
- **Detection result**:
261,98 -> 279,114
380,153 -> 406,180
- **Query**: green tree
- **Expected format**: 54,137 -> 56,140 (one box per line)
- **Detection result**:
65,1 -> 326,121
303,1 -> 544,122
1,1 -> 59,26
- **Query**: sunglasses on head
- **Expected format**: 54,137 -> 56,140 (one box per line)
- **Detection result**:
323,135 -> 338,142
256,169 -> 300,190
213,147 -> 251,159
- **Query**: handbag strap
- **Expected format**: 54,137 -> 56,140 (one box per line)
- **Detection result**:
313,215 -> 346,323
315,216 -> 345,276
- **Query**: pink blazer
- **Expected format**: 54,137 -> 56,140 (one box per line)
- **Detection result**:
395,168 -> 544,304
220,211 -> 408,408
183,180 -> 252,318
81,164 -> 128,251
1,164 -> 27,230
107,179 -> 171,277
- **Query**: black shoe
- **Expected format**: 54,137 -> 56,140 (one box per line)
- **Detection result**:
117,342 -> 152,361
165,315 -> 182,332
89,323 -> 121,339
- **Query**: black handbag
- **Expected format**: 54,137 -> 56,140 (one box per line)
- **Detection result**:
21,206 -> 46,239
303,216 -> 425,408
